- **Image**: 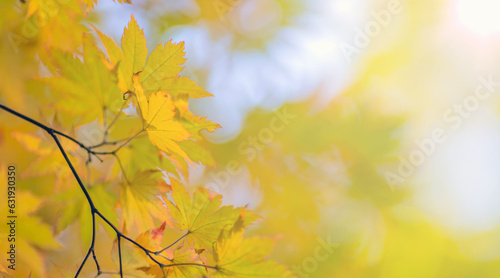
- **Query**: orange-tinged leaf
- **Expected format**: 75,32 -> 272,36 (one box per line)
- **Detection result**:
152,221 -> 167,240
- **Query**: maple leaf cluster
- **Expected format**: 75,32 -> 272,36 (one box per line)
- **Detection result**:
0,2 -> 289,277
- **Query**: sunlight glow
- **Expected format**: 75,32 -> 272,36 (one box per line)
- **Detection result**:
455,0 -> 500,36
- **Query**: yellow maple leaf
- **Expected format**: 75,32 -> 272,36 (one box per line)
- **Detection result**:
139,246 -> 206,278
118,170 -> 171,234
42,34 -> 123,125
134,74 -> 192,162
165,180 -> 259,252
91,24 -> 124,68
156,76 -> 213,99
211,215 -> 289,278
139,40 -> 186,93
94,15 -> 213,99
120,14 -> 148,91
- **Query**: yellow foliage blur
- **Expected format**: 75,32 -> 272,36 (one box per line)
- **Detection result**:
3,0 -> 500,277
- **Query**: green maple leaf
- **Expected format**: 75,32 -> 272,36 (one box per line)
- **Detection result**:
166,180 -> 259,251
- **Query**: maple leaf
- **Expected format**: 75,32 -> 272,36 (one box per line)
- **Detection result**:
178,140 -> 216,167
120,14 -> 148,91
42,34 -> 123,125
165,180 -> 259,252
152,221 -> 167,241
94,19 -> 212,98
134,74 -> 192,162
139,40 -> 186,93
139,246 -> 207,278
174,96 -> 221,139
135,222 -> 207,277
113,222 -> 167,274
211,216 -> 289,278
155,76 -> 213,99
118,170 -> 171,233
91,25 -> 124,68
92,14 -> 146,92
1,1 -> 285,277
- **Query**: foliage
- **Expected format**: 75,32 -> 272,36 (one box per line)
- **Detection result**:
0,1 -> 287,277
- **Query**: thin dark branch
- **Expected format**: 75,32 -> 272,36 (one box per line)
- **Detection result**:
117,235 -> 123,278
49,130 -> 97,277
89,138 -> 127,149
88,131 -> 144,156
49,131 -> 96,209
0,104 -> 218,276
52,130 -> 104,163
86,152 -> 92,186
91,249 -> 100,273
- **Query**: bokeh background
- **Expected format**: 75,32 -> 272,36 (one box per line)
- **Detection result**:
4,0 -> 500,277
88,0 -> 500,277
73,0 -> 500,276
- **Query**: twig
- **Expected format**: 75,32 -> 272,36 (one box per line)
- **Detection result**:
0,104 -> 218,276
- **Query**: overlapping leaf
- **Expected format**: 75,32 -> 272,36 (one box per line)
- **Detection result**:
211,216 -> 289,278
139,246 -> 207,278
94,15 -> 212,99
118,170 -> 171,233
42,35 -> 122,125
166,180 -> 259,252
134,74 -> 193,162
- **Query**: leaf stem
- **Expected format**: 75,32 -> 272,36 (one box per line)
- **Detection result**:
0,104 -> 218,276
162,263 -> 218,270
154,231 -> 189,255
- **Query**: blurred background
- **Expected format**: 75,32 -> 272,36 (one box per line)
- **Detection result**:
86,0 -> 500,277
3,0 -> 500,276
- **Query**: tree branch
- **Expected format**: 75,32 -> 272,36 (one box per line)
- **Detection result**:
0,104 -> 218,276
